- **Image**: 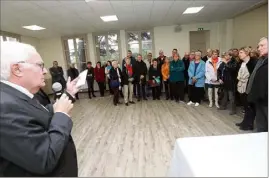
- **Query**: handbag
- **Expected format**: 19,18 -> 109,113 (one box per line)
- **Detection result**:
110,79 -> 120,88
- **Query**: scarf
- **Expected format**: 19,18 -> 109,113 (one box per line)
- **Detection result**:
116,68 -> 121,83
126,64 -> 133,77
212,57 -> 218,72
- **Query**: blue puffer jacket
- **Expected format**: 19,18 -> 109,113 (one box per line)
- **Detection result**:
188,60 -> 206,87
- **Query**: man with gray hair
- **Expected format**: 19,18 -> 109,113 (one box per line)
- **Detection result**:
0,42 -> 79,176
246,37 -> 268,132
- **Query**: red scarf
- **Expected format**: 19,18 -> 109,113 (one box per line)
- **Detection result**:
126,64 -> 133,77
212,57 -> 218,72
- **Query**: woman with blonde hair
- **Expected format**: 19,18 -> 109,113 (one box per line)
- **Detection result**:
109,60 -> 122,106
205,49 -> 222,108
236,47 -> 257,130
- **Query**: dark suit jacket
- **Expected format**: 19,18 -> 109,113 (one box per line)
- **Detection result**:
49,66 -> 66,88
34,89 -> 51,106
0,82 -> 78,176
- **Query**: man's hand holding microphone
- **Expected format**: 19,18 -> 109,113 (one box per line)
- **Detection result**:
53,76 -> 80,116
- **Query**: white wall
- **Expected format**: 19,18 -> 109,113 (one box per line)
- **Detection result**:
21,36 -> 40,51
233,4 -> 268,48
38,37 -> 66,79
153,20 -> 234,57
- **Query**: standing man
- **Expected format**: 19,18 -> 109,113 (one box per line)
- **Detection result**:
86,62 -> 96,99
133,54 -> 148,101
182,52 -> 190,94
169,48 -> 178,61
122,50 -> 136,97
49,61 -> 66,89
0,41 -> 79,176
202,48 -> 212,62
246,37 -> 268,132
156,50 -> 166,94
67,63 -> 79,99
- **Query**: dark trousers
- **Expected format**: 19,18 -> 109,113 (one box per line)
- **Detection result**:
107,79 -> 113,94
137,83 -> 146,99
170,81 -> 184,101
190,86 -> 204,103
221,89 -> 235,110
112,87 -> 119,105
133,83 -> 137,96
188,85 -> 192,100
97,82 -> 105,96
240,93 -> 248,111
164,80 -> 170,98
159,79 -> 163,95
152,86 -> 160,99
87,80 -> 94,97
255,103 -> 268,132
184,77 -> 189,94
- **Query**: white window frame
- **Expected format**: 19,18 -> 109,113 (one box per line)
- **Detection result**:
0,31 -> 21,42
125,29 -> 155,58
93,31 -> 121,64
61,34 -> 89,72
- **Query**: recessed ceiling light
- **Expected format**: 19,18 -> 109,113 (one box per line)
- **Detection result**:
85,0 -> 95,2
183,6 -> 204,14
100,15 -> 118,22
22,25 -> 46,31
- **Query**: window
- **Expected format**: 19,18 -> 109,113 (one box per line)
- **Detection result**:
94,32 -> 120,65
62,35 -> 88,72
0,31 -> 20,42
126,30 -> 153,58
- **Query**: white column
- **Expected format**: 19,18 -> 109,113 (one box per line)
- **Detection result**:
119,30 -> 127,64
87,33 -> 96,66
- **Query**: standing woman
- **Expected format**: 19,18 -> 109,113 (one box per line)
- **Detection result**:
109,61 -> 122,106
187,51 -> 206,106
122,57 -> 135,106
94,61 -> 106,97
86,62 -> 96,99
161,56 -> 170,100
105,60 -> 113,95
205,50 -> 222,108
169,53 -> 185,103
236,47 -> 257,130
149,59 -> 161,100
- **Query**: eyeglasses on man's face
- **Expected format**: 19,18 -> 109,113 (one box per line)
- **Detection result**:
18,61 -> 45,71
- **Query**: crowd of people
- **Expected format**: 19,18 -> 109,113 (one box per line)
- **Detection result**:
61,37 -> 267,132
0,37 -> 267,177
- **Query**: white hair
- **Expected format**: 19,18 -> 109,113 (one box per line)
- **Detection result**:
195,51 -> 202,56
0,41 -> 37,80
259,36 -> 268,42
112,60 -> 118,66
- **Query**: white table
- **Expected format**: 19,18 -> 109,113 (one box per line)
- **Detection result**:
168,132 -> 268,177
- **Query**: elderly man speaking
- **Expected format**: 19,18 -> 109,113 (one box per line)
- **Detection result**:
0,42 -> 79,176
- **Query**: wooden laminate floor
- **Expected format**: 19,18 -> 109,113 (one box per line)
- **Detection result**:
71,93 -> 251,177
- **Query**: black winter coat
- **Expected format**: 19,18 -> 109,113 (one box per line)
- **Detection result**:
217,58 -> 238,90
133,60 -> 147,84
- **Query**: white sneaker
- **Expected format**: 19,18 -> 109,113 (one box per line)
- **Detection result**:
187,101 -> 193,105
215,102 -> 220,109
209,102 -> 213,108
194,103 -> 200,107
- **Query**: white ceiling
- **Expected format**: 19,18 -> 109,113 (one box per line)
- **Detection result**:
0,0 -> 266,39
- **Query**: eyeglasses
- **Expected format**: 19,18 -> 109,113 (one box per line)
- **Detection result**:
18,61 -> 45,71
